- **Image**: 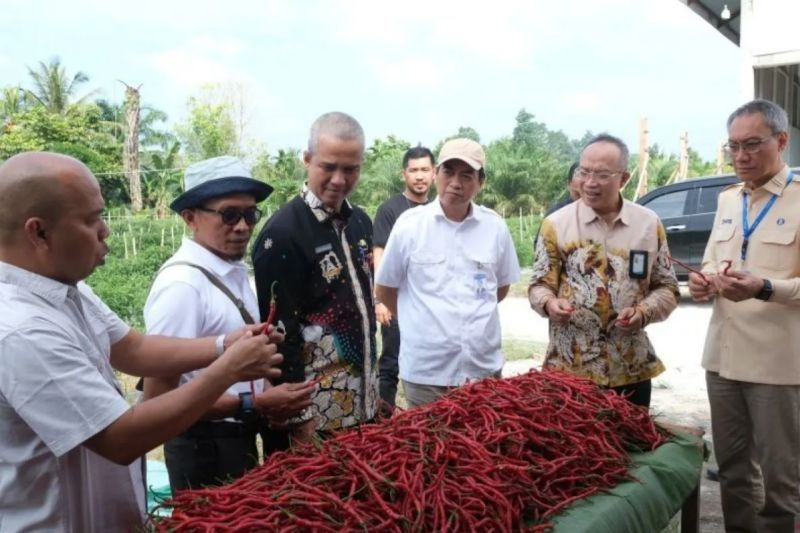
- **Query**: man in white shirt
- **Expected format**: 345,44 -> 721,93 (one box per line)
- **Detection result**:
144,156 -> 314,491
0,152 -> 282,532
375,138 -> 521,406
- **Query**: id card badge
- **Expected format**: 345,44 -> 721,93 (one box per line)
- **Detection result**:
629,250 -> 648,279
473,272 -> 488,299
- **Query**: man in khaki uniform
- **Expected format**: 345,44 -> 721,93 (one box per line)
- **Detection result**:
689,99 -> 800,532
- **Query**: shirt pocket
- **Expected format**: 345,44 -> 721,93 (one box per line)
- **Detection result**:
463,252 -> 499,300
408,251 -> 447,293
751,229 -> 798,271
711,224 -> 738,264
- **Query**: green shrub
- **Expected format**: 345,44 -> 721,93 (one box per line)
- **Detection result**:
88,216 -> 182,330
505,214 -> 541,268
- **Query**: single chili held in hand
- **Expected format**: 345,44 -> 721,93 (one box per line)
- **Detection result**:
721,259 -> 733,276
666,253 -> 709,282
261,280 -> 279,335
251,281 -> 279,396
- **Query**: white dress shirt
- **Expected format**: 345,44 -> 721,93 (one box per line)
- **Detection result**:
0,262 -> 144,532
376,200 -> 521,386
144,237 -> 263,413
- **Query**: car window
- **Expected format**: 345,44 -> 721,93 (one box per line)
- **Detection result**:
696,185 -> 725,215
642,189 -> 689,219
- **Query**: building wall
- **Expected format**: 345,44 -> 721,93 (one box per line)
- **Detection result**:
742,0 -> 800,165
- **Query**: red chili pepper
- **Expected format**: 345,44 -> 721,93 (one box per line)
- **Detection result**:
261,280 -> 279,335
154,370 -> 668,531
666,253 -> 709,281
249,281 -> 279,396
721,259 -> 733,276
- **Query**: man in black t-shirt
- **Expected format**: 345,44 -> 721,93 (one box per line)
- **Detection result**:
373,146 -> 435,411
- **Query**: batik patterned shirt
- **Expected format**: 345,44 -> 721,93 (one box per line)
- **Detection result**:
528,199 -> 679,387
252,187 -> 378,431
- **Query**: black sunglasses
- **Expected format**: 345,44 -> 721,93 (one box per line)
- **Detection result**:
196,206 -> 262,226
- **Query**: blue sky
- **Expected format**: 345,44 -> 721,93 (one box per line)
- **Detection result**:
1,0 -> 741,160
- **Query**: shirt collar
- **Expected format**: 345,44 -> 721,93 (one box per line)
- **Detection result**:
0,260 -> 71,304
178,237 -> 247,277
302,184 -> 353,223
577,195 -> 630,226
741,165 -> 790,197
431,197 -> 478,223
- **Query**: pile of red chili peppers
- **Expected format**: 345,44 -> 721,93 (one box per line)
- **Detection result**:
154,370 -> 668,532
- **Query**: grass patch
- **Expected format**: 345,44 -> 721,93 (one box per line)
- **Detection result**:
504,337 -> 547,361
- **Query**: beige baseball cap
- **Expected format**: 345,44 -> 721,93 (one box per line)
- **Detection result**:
437,138 -> 485,171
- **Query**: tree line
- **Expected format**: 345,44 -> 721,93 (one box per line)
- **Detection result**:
0,57 -> 724,216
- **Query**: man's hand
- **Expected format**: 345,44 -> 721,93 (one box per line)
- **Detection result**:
688,271 -> 716,302
217,332 -> 282,383
375,302 -> 393,326
222,323 -> 283,350
255,381 -> 315,421
715,269 -> 764,302
614,307 -> 644,332
545,298 -> 575,324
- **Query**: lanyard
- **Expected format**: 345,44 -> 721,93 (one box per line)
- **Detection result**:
741,172 -> 794,260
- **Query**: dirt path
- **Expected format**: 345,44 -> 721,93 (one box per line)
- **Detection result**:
499,291 -> 724,532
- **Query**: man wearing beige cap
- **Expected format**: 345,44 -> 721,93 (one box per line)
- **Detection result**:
375,138 -> 520,406
144,156 -> 314,491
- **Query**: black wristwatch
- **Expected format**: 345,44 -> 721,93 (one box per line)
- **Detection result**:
235,391 -> 258,423
755,279 -> 773,301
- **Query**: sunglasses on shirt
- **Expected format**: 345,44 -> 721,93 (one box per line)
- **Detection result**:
196,206 -> 262,226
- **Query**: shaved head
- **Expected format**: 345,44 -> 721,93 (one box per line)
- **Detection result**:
0,152 -> 93,245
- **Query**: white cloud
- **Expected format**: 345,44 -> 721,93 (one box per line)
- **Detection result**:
367,58 -> 444,91
558,90 -> 603,113
144,37 -> 245,88
316,0 -> 565,69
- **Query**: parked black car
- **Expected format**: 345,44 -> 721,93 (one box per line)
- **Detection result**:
637,174 -> 738,279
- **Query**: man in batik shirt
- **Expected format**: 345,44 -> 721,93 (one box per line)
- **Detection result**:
529,134 -> 679,407
252,112 -> 378,440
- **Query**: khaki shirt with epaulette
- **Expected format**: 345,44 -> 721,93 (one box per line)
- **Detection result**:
701,165 -> 800,384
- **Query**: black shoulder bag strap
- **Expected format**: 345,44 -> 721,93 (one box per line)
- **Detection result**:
158,260 -> 256,325
134,261 -> 256,392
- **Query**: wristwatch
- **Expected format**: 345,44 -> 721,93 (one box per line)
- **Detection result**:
235,391 -> 258,423
755,279 -> 773,301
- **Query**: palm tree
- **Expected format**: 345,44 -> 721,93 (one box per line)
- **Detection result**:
142,139 -> 183,217
25,57 -> 95,114
96,99 -> 170,148
0,87 -> 26,125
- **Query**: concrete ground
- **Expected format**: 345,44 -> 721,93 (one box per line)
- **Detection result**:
499,288 -> 724,532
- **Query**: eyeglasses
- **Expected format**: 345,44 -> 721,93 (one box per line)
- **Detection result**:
574,167 -> 623,181
196,206 -> 262,226
723,135 -> 776,155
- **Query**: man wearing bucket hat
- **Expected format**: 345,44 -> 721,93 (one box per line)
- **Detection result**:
144,156 -> 315,491
374,138 -> 521,407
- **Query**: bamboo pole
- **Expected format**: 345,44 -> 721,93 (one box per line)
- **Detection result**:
715,141 -> 726,174
677,131 -> 689,182
634,117 -> 649,199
